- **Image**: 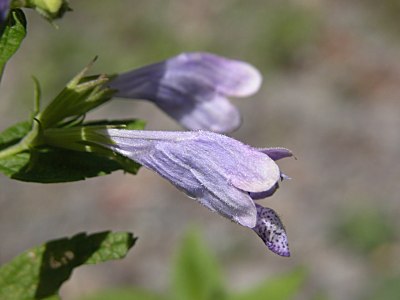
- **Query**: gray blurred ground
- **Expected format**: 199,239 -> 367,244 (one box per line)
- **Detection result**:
1,1 -> 399,299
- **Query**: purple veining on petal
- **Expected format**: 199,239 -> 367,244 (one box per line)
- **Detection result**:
253,204 -> 290,257
108,52 -> 262,133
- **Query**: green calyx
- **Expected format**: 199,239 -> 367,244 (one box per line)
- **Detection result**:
37,57 -> 116,130
42,125 -> 116,155
0,58 -> 145,183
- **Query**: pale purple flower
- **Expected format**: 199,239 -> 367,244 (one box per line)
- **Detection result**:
96,129 -> 291,256
108,52 -> 262,133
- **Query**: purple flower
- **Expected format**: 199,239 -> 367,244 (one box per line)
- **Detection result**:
97,129 -> 291,256
108,52 -> 262,133
0,0 -> 9,30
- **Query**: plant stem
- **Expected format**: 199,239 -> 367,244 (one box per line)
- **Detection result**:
0,141 -> 27,159
0,121 -> 41,159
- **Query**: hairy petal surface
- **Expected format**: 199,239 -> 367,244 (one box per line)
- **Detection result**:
253,204 -> 290,257
100,130 -> 281,228
108,52 -> 262,133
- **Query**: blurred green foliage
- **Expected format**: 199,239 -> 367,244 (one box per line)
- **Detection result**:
333,207 -> 396,254
365,274 -> 400,300
230,269 -> 307,300
248,4 -> 320,71
365,0 -> 400,37
171,230 -> 226,300
330,206 -> 399,300
82,229 -> 306,300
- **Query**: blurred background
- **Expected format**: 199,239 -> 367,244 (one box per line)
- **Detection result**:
1,0 -> 400,299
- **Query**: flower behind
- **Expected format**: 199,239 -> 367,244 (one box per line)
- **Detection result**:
0,0 -> 9,32
108,52 -> 262,133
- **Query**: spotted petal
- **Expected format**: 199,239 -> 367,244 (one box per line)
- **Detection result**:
253,204 -> 290,257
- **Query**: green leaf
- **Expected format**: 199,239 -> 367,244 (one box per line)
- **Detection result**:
0,146 -> 142,183
230,268 -> 306,300
6,148 -> 141,183
0,9 -> 27,75
0,232 -> 137,300
172,229 -> 226,300
80,288 -> 166,300
0,121 -> 31,150
0,120 -> 145,183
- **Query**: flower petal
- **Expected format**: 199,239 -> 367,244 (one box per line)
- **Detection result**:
191,169 -> 257,228
158,94 -> 241,133
253,204 -> 290,257
249,182 -> 280,200
169,52 -> 262,97
229,152 -> 280,193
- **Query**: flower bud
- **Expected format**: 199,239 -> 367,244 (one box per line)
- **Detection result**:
19,0 -> 71,20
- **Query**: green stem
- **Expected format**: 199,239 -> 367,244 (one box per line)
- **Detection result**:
0,141 -> 27,159
0,121 -> 41,159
